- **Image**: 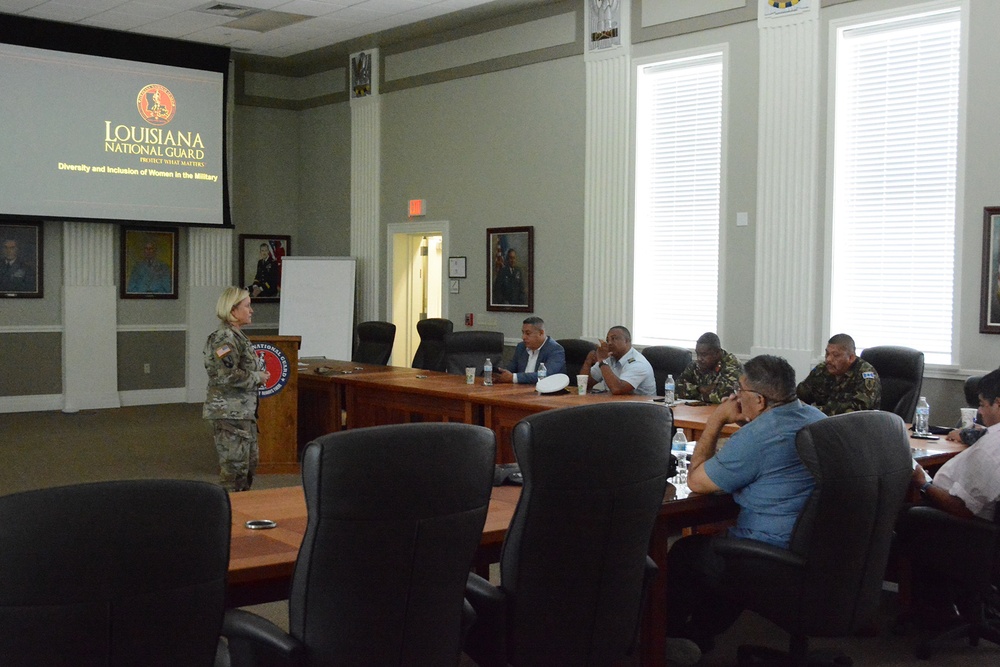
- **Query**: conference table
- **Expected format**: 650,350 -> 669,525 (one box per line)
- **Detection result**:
226,433 -> 960,666
297,360 -> 739,463
227,481 -> 739,667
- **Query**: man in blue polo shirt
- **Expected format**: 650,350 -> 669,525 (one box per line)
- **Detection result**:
664,354 -> 826,662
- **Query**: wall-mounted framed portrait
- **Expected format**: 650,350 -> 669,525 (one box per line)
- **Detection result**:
239,235 -> 290,302
0,221 -> 43,298
487,226 -> 533,313
120,225 -> 178,299
980,206 -> 1000,333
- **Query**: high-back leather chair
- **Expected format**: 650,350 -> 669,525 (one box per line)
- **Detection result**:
642,345 -> 694,396
352,320 -> 396,365
443,331 -> 504,376
464,402 -> 674,666
411,318 -> 453,371
714,411 -> 913,665
557,338 -> 597,386
224,422 -> 496,667
0,479 -> 231,667
859,345 -> 925,422
896,503 -> 1000,659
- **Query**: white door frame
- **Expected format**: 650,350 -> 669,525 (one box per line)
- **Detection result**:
386,221 -> 450,363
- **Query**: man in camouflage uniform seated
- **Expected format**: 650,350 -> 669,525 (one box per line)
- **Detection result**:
676,332 -> 744,404
796,333 -> 881,416
204,287 -> 269,491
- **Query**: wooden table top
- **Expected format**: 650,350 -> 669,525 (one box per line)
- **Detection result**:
226,482 -> 732,591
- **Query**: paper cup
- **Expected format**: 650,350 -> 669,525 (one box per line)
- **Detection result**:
576,375 -> 589,395
960,407 -> 977,429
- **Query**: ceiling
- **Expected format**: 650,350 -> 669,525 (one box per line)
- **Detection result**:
0,0 -> 539,59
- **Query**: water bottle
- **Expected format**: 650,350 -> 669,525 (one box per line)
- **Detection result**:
664,374 -> 676,404
914,396 -> 930,435
483,358 -> 493,386
537,363 -> 547,380
671,430 -> 688,482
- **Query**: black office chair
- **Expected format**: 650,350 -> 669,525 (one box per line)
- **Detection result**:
0,479 -> 231,667
643,345 -> 694,396
443,331 -> 504,376
464,402 -> 674,666
352,320 -> 396,365
556,338 -> 597,386
223,422 -> 496,667
412,318 -> 453,371
896,504 -> 1000,659
713,411 -> 913,666
859,345 -> 925,422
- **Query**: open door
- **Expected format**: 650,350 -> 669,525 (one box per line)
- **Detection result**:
387,222 -> 449,367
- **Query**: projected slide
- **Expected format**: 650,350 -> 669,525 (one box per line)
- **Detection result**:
0,43 -> 226,226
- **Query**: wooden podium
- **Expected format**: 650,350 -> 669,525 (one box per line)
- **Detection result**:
249,335 -> 301,474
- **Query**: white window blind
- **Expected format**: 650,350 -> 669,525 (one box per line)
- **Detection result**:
831,7 -> 961,365
634,53 -> 723,347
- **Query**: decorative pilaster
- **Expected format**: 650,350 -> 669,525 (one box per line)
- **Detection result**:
185,226 -> 232,402
350,48 -> 381,323
583,2 -> 630,339
750,1 -> 821,377
62,222 -> 119,411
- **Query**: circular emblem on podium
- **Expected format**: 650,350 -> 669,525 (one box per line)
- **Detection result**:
253,343 -> 289,398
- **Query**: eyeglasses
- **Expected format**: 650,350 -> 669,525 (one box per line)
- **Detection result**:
734,385 -> 764,400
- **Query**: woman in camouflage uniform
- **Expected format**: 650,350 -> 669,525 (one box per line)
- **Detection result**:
203,287 -> 269,491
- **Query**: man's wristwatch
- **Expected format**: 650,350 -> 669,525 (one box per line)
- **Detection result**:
920,480 -> 933,496
598,359 -> 609,368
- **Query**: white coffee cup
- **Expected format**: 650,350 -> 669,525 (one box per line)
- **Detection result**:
576,375 -> 589,395
465,367 -> 476,385
960,407 -> 977,429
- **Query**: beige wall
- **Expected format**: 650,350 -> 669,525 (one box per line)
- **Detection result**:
379,56 -> 586,337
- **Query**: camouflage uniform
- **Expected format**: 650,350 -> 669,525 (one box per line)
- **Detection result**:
676,350 -> 744,404
795,357 -> 881,416
203,323 -> 265,491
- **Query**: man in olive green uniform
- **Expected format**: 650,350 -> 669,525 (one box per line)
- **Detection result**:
676,332 -> 744,404
204,288 -> 268,491
796,333 -> 881,416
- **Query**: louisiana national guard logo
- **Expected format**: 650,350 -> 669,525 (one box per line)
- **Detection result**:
253,343 -> 290,398
769,0 -> 800,7
136,84 -> 176,126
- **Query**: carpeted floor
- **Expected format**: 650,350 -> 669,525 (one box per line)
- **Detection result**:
1,403 -> 997,665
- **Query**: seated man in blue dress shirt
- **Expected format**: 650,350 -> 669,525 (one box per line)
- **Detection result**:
663,354 -> 826,660
580,325 -> 656,396
495,316 -> 566,385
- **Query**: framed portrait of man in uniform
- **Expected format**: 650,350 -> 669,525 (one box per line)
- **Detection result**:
981,207 -> 1000,333
487,226 -> 533,313
120,225 -> 178,299
239,234 -> 291,303
0,221 -> 43,298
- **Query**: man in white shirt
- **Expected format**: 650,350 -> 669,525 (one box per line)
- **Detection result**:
899,368 -> 1000,626
494,316 -> 566,385
911,368 -> 1000,521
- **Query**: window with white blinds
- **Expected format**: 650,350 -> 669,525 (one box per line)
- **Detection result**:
830,6 -> 961,365
633,53 -> 723,347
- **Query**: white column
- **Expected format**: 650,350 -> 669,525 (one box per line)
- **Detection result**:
185,226 -> 233,403
62,222 -> 120,412
350,48 -> 381,323
583,3 -> 631,339
750,3 -> 822,378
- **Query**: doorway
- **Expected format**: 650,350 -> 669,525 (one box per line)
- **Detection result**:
386,221 -> 449,367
